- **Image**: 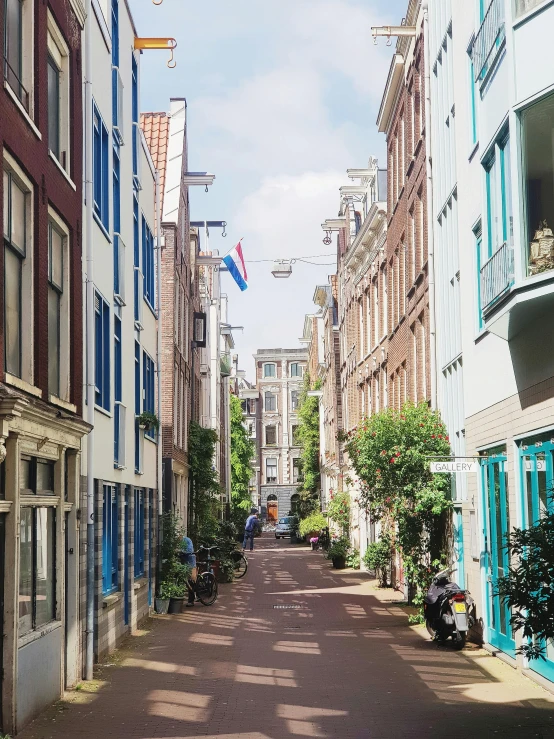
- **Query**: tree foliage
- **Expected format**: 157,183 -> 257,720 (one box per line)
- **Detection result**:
344,402 -> 452,609
229,394 -> 255,532
296,371 -> 321,517
496,508 -> 554,661
189,421 -> 220,542
327,491 -> 350,536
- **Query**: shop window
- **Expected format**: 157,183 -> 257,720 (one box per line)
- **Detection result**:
19,507 -> 56,635
522,93 -> 554,276
102,484 -> 118,594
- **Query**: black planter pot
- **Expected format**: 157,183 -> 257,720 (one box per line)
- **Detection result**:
332,556 -> 346,570
168,596 -> 185,614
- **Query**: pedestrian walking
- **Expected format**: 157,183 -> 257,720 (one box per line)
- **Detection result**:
180,534 -> 197,607
243,508 -> 259,551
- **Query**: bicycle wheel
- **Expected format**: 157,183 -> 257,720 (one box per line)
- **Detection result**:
232,551 -> 248,579
197,572 -> 218,606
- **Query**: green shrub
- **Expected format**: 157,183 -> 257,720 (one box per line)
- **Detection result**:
325,538 -> 350,560
346,549 -> 360,569
299,512 -> 327,538
363,536 -> 392,587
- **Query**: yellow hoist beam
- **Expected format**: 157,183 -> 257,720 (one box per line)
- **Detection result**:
134,37 -> 177,68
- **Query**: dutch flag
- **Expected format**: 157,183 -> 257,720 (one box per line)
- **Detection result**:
222,241 -> 248,291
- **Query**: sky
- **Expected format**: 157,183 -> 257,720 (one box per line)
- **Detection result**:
129,0 -> 407,382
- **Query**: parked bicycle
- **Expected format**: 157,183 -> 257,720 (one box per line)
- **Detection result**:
189,545 -> 219,606
213,537 -> 248,580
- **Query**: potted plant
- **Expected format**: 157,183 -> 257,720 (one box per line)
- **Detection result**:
166,581 -> 187,614
155,581 -> 173,614
137,410 -> 159,433
309,537 -> 319,551
325,538 -> 350,569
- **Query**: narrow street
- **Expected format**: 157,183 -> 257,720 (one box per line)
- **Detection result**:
19,536 -> 554,739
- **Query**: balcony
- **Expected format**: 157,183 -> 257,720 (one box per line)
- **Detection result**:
472,0 -> 505,84
480,242 -> 514,312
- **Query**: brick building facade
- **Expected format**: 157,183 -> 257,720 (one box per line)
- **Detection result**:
0,0 -> 88,732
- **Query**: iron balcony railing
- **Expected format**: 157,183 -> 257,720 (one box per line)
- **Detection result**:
473,0 -> 505,83
4,57 -> 30,112
480,241 -> 514,311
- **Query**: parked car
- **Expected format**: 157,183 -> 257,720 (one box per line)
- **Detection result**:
275,516 -> 299,539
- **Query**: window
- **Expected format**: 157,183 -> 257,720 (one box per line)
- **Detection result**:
484,132 -> 512,257
114,314 -> 124,466
265,425 -> 276,446
264,363 -> 276,378
20,456 -> 55,495
131,55 -> 141,189
290,363 -> 301,377
264,391 -> 276,412
95,292 -> 110,410
19,507 -> 56,634
291,390 -> 299,411
134,488 -> 144,577
474,222 -> 485,329
93,105 -> 109,229
3,162 -> 32,380
292,425 -> 301,446
142,216 -> 155,308
48,217 -> 67,399
111,0 -> 124,142
293,459 -> 302,483
133,196 -> 142,326
102,484 -> 118,594
134,341 -> 141,472
266,458 -> 277,484
4,0 -> 33,113
469,510 -> 479,561
113,143 -> 125,304
522,93 -> 554,277
47,13 -> 70,170
143,351 -> 155,440
468,44 -> 478,147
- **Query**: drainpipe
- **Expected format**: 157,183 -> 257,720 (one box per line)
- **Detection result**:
84,0 -> 95,682
422,0 -> 438,411
155,170 -> 163,585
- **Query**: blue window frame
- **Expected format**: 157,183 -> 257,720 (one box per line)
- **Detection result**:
93,106 -> 109,230
142,216 -> 155,309
102,484 -> 118,594
114,314 -> 122,464
134,488 -> 144,578
133,197 -> 141,322
143,351 -> 155,440
474,222 -> 484,330
95,292 -> 110,410
131,55 -> 139,188
484,131 -> 512,257
113,142 -> 121,296
468,46 -> 478,147
135,341 -> 141,472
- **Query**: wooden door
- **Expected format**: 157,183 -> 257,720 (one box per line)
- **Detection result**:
267,501 -> 278,523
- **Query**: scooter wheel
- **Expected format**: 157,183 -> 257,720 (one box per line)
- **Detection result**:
425,620 -> 436,639
453,632 -> 466,650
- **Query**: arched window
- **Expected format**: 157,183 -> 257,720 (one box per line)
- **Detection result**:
290,493 -> 300,515
267,493 -> 278,502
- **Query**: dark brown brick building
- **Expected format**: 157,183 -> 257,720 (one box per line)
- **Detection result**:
0,0 -> 88,732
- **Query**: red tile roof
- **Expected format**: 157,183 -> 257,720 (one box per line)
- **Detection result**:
140,112 -> 169,218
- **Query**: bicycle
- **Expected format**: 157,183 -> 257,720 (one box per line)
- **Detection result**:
189,545 -> 219,606
211,537 -> 248,580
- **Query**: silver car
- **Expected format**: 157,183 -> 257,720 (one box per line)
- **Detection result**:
275,516 -> 298,539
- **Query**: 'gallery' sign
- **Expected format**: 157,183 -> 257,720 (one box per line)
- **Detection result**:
430,461 -> 478,474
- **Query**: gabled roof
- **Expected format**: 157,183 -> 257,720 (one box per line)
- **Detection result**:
140,112 -> 169,216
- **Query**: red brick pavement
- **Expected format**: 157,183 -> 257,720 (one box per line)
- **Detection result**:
18,535 -> 554,739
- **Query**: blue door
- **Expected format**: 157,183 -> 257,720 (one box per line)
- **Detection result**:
481,450 -> 515,656
520,436 -> 554,681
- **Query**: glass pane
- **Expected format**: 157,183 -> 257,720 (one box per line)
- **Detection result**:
48,287 -> 60,397
3,170 -> 9,238
37,459 -> 55,494
4,246 -> 22,376
538,453 -> 547,518
10,178 -> 26,255
47,57 -> 60,158
35,507 -> 56,627
6,0 -> 22,80
19,507 -> 33,634
502,138 -> 513,245
20,457 -> 32,493
49,223 -> 63,290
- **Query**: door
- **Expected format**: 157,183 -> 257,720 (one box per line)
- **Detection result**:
520,436 -> 554,681
0,514 -> 5,731
267,501 -> 278,523
124,487 -> 130,626
481,451 -> 515,656
148,490 -> 153,608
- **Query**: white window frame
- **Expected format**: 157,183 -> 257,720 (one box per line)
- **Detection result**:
266,457 -> 277,483
263,362 -> 276,378
3,150 -> 34,386
47,11 -> 70,173
264,391 -> 277,412
47,208 -> 70,402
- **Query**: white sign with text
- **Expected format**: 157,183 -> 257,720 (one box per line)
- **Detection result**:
430,461 -> 478,474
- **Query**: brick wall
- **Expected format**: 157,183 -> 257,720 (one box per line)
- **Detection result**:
0,0 -> 83,412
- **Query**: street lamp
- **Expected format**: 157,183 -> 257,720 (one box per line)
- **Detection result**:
271,260 -> 293,279
183,173 -> 215,191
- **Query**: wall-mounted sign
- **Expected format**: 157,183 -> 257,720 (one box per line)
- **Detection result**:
430,461 -> 478,474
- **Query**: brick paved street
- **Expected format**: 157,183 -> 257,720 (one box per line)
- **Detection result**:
19,536 -> 554,739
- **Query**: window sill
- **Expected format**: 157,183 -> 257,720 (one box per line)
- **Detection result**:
93,212 -> 111,242
4,81 -> 41,139
145,433 -> 157,444
94,404 -> 113,419
102,592 -> 122,608
134,577 -> 147,591
144,297 -> 158,319
20,495 -> 60,507
19,620 -> 61,648
0,501 -> 12,513
49,395 -> 77,414
48,151 -> 76,190
5,373 -> 42,398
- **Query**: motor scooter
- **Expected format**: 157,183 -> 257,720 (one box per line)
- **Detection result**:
424,567 -> 475,649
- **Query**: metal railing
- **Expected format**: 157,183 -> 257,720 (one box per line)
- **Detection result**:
473,0 -> 505,82
480,241 -> 514,311
4,57 -> 30,112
